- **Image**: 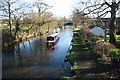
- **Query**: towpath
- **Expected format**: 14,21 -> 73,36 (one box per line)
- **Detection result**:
69,30 -> 112,79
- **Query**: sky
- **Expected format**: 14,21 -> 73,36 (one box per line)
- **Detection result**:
23,0 -> 115,18
23,0 -> 77,18
43,0 -> 77,18
6,0 -> 120,18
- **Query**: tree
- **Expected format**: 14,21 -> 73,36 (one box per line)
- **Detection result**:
13,2 -> 32,38
71,10 -> 89,27
0,0 -> 29,35
0,0 -> 13,34
8,0 -> 12,34
32,0 -> 52,33
56,17 -> 68,28
74,0 -> 120,45
108,0 -> 118,45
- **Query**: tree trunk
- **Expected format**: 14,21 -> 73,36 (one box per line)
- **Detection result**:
109,2 -> 116,45
48,22 -> 50,33
14,21 -> 19,39
8,0 -> 12,35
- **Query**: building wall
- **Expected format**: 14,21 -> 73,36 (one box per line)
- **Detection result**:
100,18 -> 120,32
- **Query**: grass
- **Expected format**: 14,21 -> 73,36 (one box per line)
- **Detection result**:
66,29 -> 83,78
106,35 -> 120,57
1,25 -> 31,31
63,76 -> 76,80
71,62 -> 79,70
116,39 -> 120,46
110,48 -> 120,57
1,25 -> 15,29
68,52 -> 79,64
66,28 -> 116,79
53,25 -> 60,28
74,28 -> 80,31
106,34 -> 120,46
106,35 -> 120,41
65,29 -> 81,77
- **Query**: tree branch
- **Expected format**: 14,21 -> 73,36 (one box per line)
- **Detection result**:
104,1 -> 112,7
82,3 -> 104,12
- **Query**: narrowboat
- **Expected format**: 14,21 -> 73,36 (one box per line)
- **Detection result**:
46,33 -> 60,50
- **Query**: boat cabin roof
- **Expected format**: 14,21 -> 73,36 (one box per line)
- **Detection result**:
48,33 -> 58,37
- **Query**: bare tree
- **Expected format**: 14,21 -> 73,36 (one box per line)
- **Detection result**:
8,0 -> 12,34
0,0 -> 27,35
74,0 -> 120,45
57,17 -> 68,28
33,0 -> 51,16
71,10 -> 89,27
0,0 -> 13,34
0,0 -> 34,39
12,4 -> 27,38
32,0 -> 52,33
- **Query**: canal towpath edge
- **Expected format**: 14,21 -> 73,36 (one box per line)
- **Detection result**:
64,29 -> 112,79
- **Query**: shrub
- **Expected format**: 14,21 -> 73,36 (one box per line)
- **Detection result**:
80,26 -> 94,41
80,26 -> 91,34
94,42 -> 115,56
94,41 -> 115,63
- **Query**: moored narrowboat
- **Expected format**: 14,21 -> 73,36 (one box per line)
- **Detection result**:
46,33 -> 60,50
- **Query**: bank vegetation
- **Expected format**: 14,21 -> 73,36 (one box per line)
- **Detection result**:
0,0 -> 68,47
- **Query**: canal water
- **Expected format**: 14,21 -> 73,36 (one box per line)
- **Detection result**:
2,27 -> 73,78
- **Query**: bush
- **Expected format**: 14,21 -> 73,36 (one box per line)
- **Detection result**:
94,42 -> 115,56
94,41 -> 115,63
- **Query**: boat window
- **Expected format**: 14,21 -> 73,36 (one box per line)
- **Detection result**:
47,42 -> 55,46
47,37 -> 54,40
55,35 -> 57,39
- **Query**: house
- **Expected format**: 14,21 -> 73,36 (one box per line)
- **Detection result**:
101,17 -> 120,34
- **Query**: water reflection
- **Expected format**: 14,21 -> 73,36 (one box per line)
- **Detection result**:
2,27 -> 73,78
63,62 -> 73,77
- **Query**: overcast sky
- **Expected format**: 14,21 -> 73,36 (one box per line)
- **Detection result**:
44,0 -> 77,18
22,0 -> 120,18
23,0 -> 77,18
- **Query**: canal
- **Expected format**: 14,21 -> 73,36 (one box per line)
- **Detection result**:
2,27 -> 73,78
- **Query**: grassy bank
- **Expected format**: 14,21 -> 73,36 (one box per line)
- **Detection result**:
106,35 -> 120,57
1,25 -> 58,47
63,28 -> 120,80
